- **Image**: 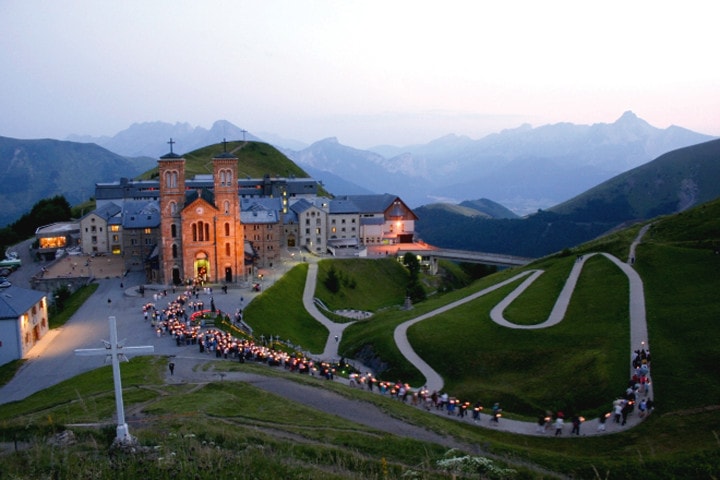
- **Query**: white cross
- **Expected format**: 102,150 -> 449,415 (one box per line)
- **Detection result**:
75,316 -> 154,443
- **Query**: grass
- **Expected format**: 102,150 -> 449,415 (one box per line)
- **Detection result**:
50,283 -> 99,328
409,254 -> 629,418
314,258 -> 410,312
4,198 -> 720,478
243,263 -> 328,353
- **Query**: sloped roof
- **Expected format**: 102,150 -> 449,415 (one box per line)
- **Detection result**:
339,194 -> 398,214
83,202 -> 121,221
329,197 -> 360,214
122,200 -> 161,228
0,286 -> 45,321
289,198 -> 313,214
240,202 -> 279,224
184,188 -> 214,209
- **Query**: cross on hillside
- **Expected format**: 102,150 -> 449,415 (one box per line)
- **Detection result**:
75,316 -> 154,444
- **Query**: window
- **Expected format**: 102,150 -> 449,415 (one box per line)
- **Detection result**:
171,224 -> 177,238
225,222 -> 230,236
112,235 -> 119,242
225,243 -> 231,256
165,170 -> 178,188
192,221 -> 210,242
110,225 -> 120,232
172,244 -> 178,258
170,201 -> 177,215
224,201 -> 230,214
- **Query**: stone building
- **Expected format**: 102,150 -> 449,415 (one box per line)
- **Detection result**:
0,286 -> 48,366
158,148 -> 245,285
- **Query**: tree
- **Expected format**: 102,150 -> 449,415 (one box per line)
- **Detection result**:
324,265 -> 341,294
402,252 -> 426,303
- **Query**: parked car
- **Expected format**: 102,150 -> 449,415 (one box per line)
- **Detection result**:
0,277 -> 11,288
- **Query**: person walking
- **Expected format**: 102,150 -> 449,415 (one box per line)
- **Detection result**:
554,416 -> 564,436
491,402 -> 501,423
570,415 -> 581,435
168,362 -> 175,375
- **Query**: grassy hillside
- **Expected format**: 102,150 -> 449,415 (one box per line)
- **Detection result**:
137,140 -> 311,182
551,138 -> 720,219
3,199 -> 720,478
416,139 -> 720,257
0,137 -> 154,227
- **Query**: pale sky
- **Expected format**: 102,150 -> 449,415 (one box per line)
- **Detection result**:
1,0 -> 718,148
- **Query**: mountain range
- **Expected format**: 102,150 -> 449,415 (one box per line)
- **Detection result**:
0,137 -> 154,227
414,138 -> 720,257
282,111 -> 714,213
67,112 -> 715,215
1,113 -> 718,259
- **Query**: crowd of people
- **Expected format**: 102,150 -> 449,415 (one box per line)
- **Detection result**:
143,289 -> 340,381
143,288 -> 654,436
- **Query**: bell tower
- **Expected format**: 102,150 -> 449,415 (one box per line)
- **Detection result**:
213,139 -> 244,283
158,138 -> 186,285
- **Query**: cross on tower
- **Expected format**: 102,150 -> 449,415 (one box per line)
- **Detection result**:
240,129 -> 247,141
75,316 -> 154,443
167,138 -> 175,154
222,138 -> 228,152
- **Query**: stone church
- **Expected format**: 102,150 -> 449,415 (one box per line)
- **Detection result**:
158,146 -> 245,286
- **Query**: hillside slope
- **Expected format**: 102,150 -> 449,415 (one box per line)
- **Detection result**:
550,138 -> 720,220
0,136 -> 154,227
137,140 -> 313,182
416,139 -> 720,257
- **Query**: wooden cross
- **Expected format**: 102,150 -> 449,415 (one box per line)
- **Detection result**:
167,137 -> 175,154
75,316 -> 154,443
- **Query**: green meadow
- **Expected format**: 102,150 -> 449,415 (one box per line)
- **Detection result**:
2,199 -> 720,478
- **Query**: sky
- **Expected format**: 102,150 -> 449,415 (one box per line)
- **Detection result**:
1,0 -> 718,149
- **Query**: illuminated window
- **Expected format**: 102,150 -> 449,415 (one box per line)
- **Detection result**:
110,225 -> 120,232
144,228 -> 151,234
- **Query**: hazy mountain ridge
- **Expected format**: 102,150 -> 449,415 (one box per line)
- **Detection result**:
416,139 -> 720,257
68,120 -> 260,158
65,113 -> 715,213
287,111 -> 715,211
0,136 -> 154,227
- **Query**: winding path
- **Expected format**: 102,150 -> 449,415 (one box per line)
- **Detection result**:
291,226 -> 651,436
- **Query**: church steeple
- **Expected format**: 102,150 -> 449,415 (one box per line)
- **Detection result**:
212,140 -> 243,284
158,138 -> 186,285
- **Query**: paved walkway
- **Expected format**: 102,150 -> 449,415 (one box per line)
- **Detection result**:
388,227 -> 652,436
2,228 -> 652,438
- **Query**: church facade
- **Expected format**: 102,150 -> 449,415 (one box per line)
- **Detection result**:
158,150 -> 245,286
